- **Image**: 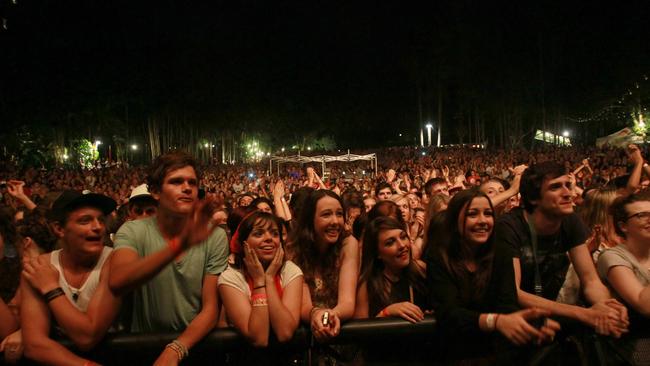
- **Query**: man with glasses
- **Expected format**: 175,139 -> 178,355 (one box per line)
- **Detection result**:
495,161 -> 629,337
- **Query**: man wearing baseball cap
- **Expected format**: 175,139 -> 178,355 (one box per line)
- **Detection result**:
20,190 -> 120,365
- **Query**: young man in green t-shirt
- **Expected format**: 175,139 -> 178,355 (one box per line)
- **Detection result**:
110,151 -> 228,365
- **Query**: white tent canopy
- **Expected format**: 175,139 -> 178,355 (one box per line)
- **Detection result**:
269,150 -> 378,176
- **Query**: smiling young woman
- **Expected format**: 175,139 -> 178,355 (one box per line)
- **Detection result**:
352,216 -> 428,364
217,211 -> 303,362
427,189 -> 559,363
287,190 -> 359,346
354,216 -> 427,322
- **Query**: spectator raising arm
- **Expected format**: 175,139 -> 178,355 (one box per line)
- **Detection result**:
7,180 -> 36,211
109,198 -> 218,295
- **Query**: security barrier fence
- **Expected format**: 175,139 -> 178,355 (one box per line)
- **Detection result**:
5,316 -> 650,365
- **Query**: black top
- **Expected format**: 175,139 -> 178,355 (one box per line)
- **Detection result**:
427,241 -> 519,358
368,275 -> 428,317
0,256 -> 21,303
495,208 -> 589,300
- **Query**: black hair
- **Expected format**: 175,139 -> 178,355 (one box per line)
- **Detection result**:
250,196 -> 275,213
374,182 -> 392,197
520,161 -> 567,213
424,178 -> 447,197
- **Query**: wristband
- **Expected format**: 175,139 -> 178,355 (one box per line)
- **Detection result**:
486,313 -> 497,331
309,306 -> 321,319
166,339 -> 188,361
168,237 -> 182,254
44,287 -> 65,303
251,293 -> 267,301
381,308 -> 389,317
252,294 -> 268,307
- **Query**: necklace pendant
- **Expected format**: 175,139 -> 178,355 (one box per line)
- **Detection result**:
314,278 -> 324,291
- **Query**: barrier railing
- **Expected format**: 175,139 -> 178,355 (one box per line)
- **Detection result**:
9,316 -> 649,365
47,316 -> 438,365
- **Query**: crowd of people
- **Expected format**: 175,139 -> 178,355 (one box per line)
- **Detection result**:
0,143 -> 649,365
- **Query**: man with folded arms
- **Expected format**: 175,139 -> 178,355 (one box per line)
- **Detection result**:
21,190 -> 120,366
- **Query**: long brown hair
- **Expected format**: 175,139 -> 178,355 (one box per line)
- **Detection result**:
287,190 -> 344,306
438,189 -> 495,302
360,216 -> 425,310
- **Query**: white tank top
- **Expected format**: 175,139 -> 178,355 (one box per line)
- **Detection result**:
50,246 -> 112,312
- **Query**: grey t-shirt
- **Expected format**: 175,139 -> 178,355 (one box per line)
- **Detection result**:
114,217 -> 229,332
597,244 -> 650,331
597,244 -> 650,292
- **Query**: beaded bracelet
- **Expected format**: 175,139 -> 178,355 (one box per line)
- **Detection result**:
166,339 -> 189,361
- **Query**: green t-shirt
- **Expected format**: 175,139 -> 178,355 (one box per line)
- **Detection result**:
113,217 -> 228,332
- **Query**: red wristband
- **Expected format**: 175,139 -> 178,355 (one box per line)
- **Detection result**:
168,237 -> 182,254
381,308 -> 389,317
251,293 -> 267,301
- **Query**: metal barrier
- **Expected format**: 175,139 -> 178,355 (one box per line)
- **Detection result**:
10,317 -> 650,365
49,316 -> 438,365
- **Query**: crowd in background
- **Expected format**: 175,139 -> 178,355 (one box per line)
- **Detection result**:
0,143 -> 649,365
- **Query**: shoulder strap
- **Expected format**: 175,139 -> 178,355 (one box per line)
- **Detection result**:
525,213 -> 544,297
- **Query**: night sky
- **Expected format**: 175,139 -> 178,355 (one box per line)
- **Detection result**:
1,1 -> 649,149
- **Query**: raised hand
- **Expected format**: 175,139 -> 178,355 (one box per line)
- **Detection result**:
423,169 -> 431,182
442,165 -> 450,178
511,164 -> 528,176
6,180 -> 27,199
179,197 -> 220,249
273,179 -> 285,200
306,167 -> 315,180
386,169 -> 396,183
